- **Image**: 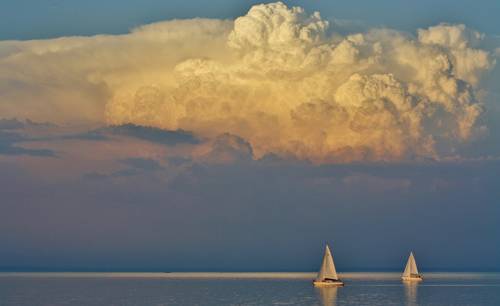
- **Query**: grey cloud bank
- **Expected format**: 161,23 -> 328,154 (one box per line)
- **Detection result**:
1,154 -> 499,271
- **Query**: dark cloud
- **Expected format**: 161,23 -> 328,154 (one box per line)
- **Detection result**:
0,130 -> 55,157
65,130 -> 110,141
120,158 -> 164,171
99,124 -> 199,145
202,133 -> 254,163
83,168 -> 140,180
64,123 -> 200,145
82,172 -> 109,181
83,158 -> 164,181
110,168 -> 141,177
2,157 -> 499,272
167,156 -> 192,166
0,118 -> 56,130
0,117 -> 58,156
1,119 -> 499,272
0,118 -> 25,130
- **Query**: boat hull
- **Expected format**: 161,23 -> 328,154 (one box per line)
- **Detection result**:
402,276 -> 423,282
313,280 -> 344,287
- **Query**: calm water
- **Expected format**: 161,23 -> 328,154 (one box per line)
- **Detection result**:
0,272 -> 499,305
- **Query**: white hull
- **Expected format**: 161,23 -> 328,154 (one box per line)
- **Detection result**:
313,280 -> 344,287
402,276 -> 423,282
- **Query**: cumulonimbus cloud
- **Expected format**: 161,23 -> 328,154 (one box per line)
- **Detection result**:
0,2 -> 496,162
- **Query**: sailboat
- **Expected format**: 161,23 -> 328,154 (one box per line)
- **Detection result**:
402,252 -> 423,281
313,245 -> 344,287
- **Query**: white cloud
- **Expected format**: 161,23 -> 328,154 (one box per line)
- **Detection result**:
0,2 -> 496,163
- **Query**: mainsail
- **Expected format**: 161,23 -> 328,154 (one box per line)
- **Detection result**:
403,252 -> 419,277
316,245 -> 338,281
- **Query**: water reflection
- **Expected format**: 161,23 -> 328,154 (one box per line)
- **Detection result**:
316,287 -> 338,306
404,282 -> 419,306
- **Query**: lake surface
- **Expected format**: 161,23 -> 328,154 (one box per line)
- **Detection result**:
0,272 -> 499,305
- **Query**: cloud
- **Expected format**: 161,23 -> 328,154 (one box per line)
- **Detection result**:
0,117 -> 58,156
0,118 -> 56,130
120,157 -> 164,171
0,2 -> 496,163
227,2 -> 329,50
83,158 -> 164,180
202,133 -> 254,164
342,173 -> 412,193
67,123 -> 199,145
0,130 -> 55,157
0,118 -> 25,130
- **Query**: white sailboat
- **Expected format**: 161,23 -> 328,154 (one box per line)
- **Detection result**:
313,245 -> 344,287
402,252 -> 423,281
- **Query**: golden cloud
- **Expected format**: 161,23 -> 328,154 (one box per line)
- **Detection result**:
0,2 -> 496,162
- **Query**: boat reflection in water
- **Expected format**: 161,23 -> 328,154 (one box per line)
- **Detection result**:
404,281 -> 419,306
316,286 -> 338,306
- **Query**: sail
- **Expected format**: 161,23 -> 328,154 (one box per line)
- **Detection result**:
403,252 -> 419,277
316,245 -> 338,281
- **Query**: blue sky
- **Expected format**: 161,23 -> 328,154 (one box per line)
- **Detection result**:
2,0 -> 500,39
0,1 -> 499,272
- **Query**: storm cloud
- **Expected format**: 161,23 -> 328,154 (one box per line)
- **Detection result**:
0,2 -> 497,163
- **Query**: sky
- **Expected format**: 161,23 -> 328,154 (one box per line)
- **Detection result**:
0,1 -> 500,272
2,0 -> 500,39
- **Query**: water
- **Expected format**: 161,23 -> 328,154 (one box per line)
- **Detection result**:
0,272 -> 499,305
